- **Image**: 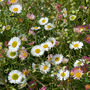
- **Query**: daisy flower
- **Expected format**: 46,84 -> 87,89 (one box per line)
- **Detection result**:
47,37 -> 56,48
57,69 -> 69,80
39,17 -> 48,25
69,41 -> 83,50
8,0 -> 18,4
40,61 -> 51,74
8,37 -> 21,51
31,26 -> 41,30
74,59 -> 85,67
32,63 -> 40,70
44,23 -> 55,30
62,8 -> 67,17
7,49 -> 17,59
9,4 -> 22,13
31,45 -> 44,57
8,70 -> 22,84
69,15 -> 76,21
52,54 -> 63,65
73,69 -> 83,80
41,41 -> 52,51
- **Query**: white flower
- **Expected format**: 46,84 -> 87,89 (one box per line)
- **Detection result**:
44,23 -> 54,30
31,26 -> 41,30
57,69 -> 69,80
69,15 -> 76,21
9,0 -> 18,4
9,4 -> 22,13
62,8 -> 67,17
8,70 -> 22,84
40,61 -> 51,74
47,37 -> 56,48
52,54 -> 63,65
0,0 -> 4,2
7,49 -> 17,59
32,63 -> 40,70
8,37 -> 21,51
41,41 -> 52,51
74,59 -> 85,67
39,17 -> 48,25
20,74 -> 26,84
31,45 -> 44,57
69,41 -> 83,50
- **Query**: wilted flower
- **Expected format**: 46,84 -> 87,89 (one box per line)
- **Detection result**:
28,30 -> 35,36
84,35 -> 90,44
39,86 -> 47,90
58,14 -> 63,20
28,41 -> 35,45
28,80 -> 37,90
19,49 -> 28,60
62,58 -> 69,64
47,54 -> 53,62
26,14 -> 35,20
22,68 -> 29,76
87,71 -> 90,77
56,4 -> 61,12
85,84 -> 90,90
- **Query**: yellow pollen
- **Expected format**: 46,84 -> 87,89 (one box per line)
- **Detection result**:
74,44 -> 79,48
12,41 -> 17,48
61,72 -> 65,77
12,73 -> 19,80
10,0 -> 16,3
77,61 -> 82,65
35,49 -> 40,54
42,19 -> 46,23
47,25 -> 51,29
75,72 -> 81,78
71,16 -> 75,20
13,8 -> 18,12
22,52 -> 27,57
43,65 -> 47,70
10,52 -> 16,56
43,44 -> 48,48
34,27 -> 38,29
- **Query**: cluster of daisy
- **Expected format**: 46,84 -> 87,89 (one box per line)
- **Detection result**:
31,37 -> 56,57
31,17 -> 55,31
7,37 -> 21,59
8,70 -> 27,88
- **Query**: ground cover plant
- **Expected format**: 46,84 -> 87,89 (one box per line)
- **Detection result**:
0,0 -> 90,90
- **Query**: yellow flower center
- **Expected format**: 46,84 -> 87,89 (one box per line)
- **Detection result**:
75,72 -> 81,78
10,0 -> 16,3
47,25 -> 51,29
43,44 -> 48,48
13,8 -> 18,12
61,72 -> 66,77
77,61 -> 82,65
71,16 -> 75,20
10,52 -> 16,56
42,19 -> 46,23
50,40 -> 54,44
64,10 -> 67,14
80,28 -> 84,32
35,64 -> 39,68
55,57 -> 60,62
22,52 -> 27,57
34,27 -> 38,29
35,49 -> 40,54
12,73 -> 19,80
43,65 -> 47,70
74,44 -> 79,48
12,41 -> 17,48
